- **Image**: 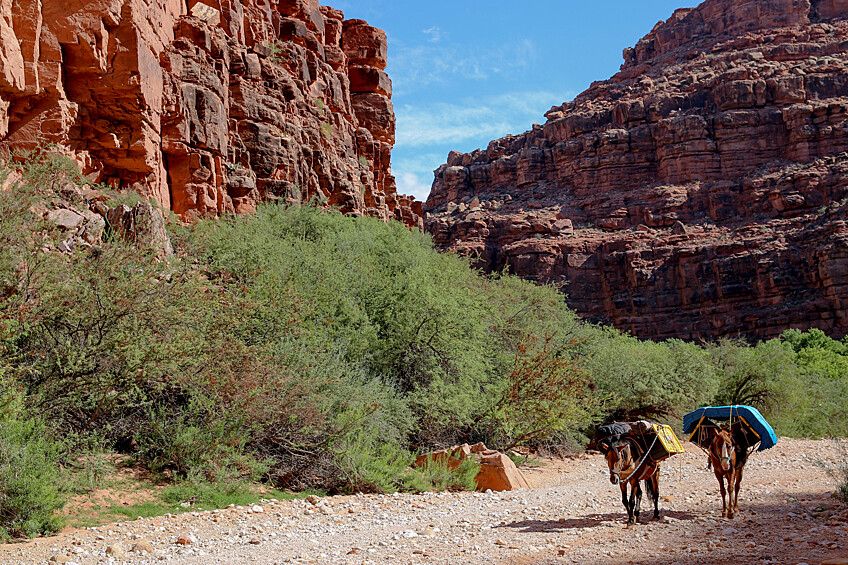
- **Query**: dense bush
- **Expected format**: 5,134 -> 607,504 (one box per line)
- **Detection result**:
0,393 -> 66,540
3,151 -> 848,537
584,331 -> 718,420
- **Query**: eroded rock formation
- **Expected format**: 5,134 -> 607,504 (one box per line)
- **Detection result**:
415,442 -> 531,492
0,0 -> 422,227
425,0 -> 848,340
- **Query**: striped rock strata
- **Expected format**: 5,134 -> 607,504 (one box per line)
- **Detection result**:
0,0 -> 422,226
425,0 -> 848,340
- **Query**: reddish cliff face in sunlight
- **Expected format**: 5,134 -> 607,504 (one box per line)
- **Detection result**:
0,0 -> 422,227
425,0 -> 848,340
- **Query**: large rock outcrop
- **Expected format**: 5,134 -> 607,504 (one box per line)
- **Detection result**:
0,0 -> 422,227
425,0 -> 848,340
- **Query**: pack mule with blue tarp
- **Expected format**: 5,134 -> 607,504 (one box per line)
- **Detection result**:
683,405 -> 778,518
683,405 -> 778,453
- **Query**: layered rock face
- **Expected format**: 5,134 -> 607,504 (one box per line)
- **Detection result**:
0,0 -> 422,226
425,0 -> 848,340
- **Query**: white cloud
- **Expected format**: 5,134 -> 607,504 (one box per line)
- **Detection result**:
392,91 -> 573,203
395,90 -> 571,148
388,38 -> 536,95
422,26 -> 443,43
395,171 -> 434,201
392,152 -> 445,202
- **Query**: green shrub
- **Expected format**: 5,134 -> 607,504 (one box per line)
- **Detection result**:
586,331 -> 718,419
6,146 -> 848,499
266,39 -> 288,65
487,334 -> 603,451
135,398 -> 267,482
405,455 -> 480,493
0,395 -> 66,539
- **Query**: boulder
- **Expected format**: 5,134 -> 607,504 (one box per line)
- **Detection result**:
107,201 -> 174,258
131,540 -> 155,553
415,442 -> 530,492
105,543 -> 127,558
47,208 -> 85,231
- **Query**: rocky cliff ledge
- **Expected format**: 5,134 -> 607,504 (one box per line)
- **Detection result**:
0,0 -> 422,226
425,0 -> 848,340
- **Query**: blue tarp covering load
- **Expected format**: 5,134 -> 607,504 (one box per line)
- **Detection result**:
683,406 -> 778,452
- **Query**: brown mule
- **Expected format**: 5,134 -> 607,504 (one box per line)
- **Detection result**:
603,438 -> 661,525
708,428 -> 746,519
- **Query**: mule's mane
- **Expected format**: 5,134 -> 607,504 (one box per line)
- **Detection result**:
714,429 -> 733,445
611,438 -> 643,466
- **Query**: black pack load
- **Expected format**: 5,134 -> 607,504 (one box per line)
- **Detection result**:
688,417 -> 759,453
732,420 -> 759,452
689,418 -> 721,450
595,422 -> 632,452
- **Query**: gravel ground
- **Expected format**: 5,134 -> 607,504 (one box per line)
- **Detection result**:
1,438 -> 847,565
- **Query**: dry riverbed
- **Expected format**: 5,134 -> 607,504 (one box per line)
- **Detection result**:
1,438 -> 847,565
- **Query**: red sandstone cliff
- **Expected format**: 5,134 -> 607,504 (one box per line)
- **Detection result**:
0,0 -> 422,227
425,0 -> 848,340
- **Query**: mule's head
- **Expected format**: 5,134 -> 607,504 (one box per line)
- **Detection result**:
604,441 -> 632,485
712,429 -> 734,471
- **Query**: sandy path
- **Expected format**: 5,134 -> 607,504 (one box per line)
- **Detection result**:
1,438 -> 847,565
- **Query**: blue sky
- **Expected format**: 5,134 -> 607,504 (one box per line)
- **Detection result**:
331,1 -> 690,201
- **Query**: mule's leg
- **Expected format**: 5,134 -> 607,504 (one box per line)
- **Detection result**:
733,467 -> 744,513
634,482 -> 643,522
727,469 -> 736,520
726,471 -> 735,519
716,471 -> 728,518
648,472 -> 660,520
620,483 -> 631,524
627,481 -> 640,525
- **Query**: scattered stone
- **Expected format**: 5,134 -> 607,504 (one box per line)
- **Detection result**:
190,2 -> 221,25
552,218 -> 574,234
131,539 -> 155,553
47,209 -> 85,231
105,543 -> 127,558
671,220 -> 688,236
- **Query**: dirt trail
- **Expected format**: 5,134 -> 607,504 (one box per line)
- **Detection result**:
2,438 -> 847,565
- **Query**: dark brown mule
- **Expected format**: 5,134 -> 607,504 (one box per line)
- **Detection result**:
603,438 -> 661,525
708,428 -> 747,518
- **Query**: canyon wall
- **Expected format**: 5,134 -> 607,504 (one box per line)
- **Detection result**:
425,0 -> 848,340
0,0 -> 422,226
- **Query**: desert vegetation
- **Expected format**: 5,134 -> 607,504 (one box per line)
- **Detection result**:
1,153 -> 848,539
